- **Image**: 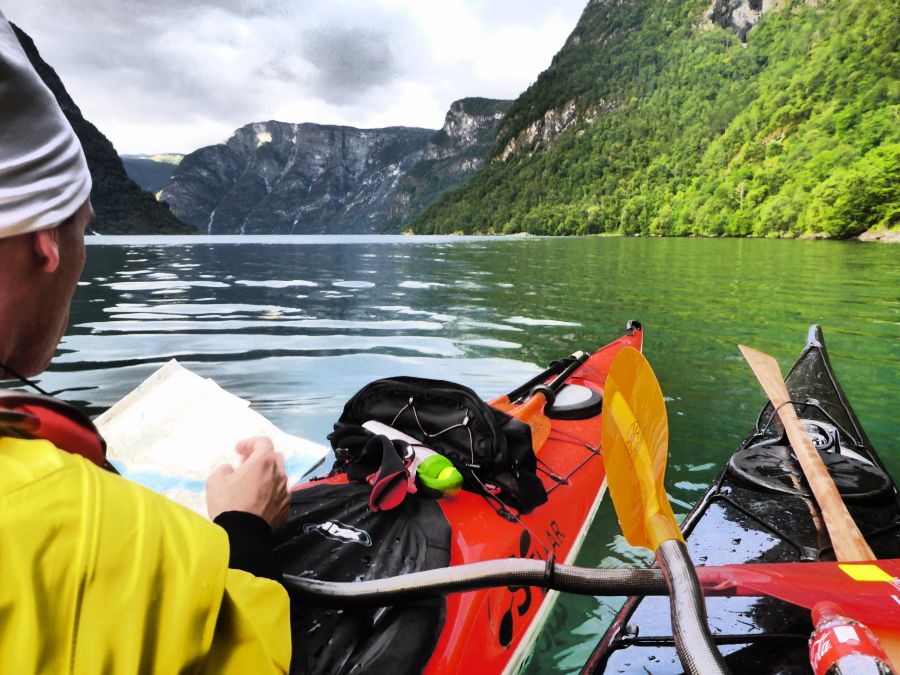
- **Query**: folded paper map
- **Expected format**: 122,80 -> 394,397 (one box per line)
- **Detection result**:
94,359 -> 329,515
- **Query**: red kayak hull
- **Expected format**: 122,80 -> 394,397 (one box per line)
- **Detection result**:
425,326 -> 643,674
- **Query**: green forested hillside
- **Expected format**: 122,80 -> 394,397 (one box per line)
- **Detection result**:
411,0 -> 899,238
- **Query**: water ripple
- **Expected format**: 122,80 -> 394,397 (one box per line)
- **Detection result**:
78,319 -> 444,333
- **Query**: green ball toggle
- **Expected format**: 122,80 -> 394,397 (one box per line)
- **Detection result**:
416,454 -> 463,493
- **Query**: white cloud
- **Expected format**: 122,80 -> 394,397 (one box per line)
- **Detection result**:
3,0 -> 586,154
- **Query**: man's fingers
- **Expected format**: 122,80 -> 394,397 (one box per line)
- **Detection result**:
235,436 -> 275,462
209,436 -> 291,530
234,437 -> 259,461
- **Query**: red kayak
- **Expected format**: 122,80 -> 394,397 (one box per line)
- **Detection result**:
278,322 -> 643,674
427,322 -> 642,674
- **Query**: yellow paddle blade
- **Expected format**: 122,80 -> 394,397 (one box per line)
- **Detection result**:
601,347 -> 683,551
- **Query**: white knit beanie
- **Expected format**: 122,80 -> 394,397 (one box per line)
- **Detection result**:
0,11 -> 91,238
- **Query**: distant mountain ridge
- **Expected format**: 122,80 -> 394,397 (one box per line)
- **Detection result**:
160,97 -> 511,234
161,122 -> 434,234
12,25 -> 192,235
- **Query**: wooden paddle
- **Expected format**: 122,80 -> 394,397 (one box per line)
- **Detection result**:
738,345 -> 875,562
602,347 -> 728,675
491,351 -> 588,453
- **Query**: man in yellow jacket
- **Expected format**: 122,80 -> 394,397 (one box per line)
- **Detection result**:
0,11 -> 291,673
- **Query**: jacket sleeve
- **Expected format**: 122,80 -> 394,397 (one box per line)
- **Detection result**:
201,568 -> 292,674
214,510 -> 285,583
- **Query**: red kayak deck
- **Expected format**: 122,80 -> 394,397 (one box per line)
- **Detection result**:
425,326 -> 643,674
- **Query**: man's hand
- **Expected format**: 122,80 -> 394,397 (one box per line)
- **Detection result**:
206,436 -> 290,531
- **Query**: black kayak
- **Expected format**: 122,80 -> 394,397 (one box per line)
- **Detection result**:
583,325 -> 900,674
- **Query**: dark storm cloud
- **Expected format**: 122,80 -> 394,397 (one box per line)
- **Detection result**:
301,26 -> 398,104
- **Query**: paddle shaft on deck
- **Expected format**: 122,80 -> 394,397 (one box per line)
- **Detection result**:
491,350 -> 588,452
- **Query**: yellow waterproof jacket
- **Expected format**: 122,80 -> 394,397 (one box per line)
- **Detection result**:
0,437 -> 291,674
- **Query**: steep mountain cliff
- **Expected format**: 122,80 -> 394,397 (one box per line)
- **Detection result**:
412,0 -> 898,238
12,25 -> 192,235
161,122 -> 434,234
121,154 -> 182,195
388,98 -> 512,229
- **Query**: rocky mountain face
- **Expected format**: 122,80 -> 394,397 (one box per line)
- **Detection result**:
121,154 -> 182,195
161,123 -> 434,234
388,98 -> 511,228
703,0 -> 777,42
12,25 -> 192,235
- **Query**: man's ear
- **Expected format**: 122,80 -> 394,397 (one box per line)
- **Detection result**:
32,228 -> 61,273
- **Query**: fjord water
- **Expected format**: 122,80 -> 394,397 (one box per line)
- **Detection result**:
44,235 -> 896,673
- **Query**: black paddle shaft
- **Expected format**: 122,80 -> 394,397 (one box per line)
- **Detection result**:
656,539 -> 730,675
546,350 -> 589,392
504,352 -> 582,403
284,558 -> 671,607
525,350 -> 590,408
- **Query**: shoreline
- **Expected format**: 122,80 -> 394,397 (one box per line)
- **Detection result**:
87,229 -> 899,242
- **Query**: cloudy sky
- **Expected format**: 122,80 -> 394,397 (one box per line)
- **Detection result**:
4,1 -> 587,155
